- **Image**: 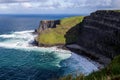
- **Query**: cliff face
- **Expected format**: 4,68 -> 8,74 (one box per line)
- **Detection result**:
35,10 -> 120,59
76,10 -> 120,59
36,20 -> 60,33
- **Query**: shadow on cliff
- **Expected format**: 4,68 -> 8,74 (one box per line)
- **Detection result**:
64,21 -> 99,60
64,22 -> 83,53
64,22 -> 83,45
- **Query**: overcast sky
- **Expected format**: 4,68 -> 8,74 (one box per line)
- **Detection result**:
0,0 -> 119,14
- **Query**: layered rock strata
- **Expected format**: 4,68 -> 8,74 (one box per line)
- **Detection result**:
36,20 -> 60,34
76,10 -> 120,59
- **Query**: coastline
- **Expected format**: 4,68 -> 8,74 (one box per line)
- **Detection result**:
33,12 -> 120,78
0,10 -> 119,80
66,44 -> 111,67
35,44 -> 103,75
34,43 -> 105,70
33,32 -> 108,71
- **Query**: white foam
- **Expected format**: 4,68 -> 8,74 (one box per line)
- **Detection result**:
61,53 -> 99,76
0,30 -> 72,66
71,53 -> 98,75
0,34 -> 15,38
14,30 -> 34,34
0,30 -> 99,75
0,30 -> 35,48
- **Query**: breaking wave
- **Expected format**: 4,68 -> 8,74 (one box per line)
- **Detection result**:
0,30 -> 71,67
0,30 -> 99,75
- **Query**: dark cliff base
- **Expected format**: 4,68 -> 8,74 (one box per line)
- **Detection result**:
65,10 -> 120,62
66,45 -> 111,67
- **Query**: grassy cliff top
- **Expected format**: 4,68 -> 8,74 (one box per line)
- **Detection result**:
37,16 -> 84,45
107,10 -> 120,12
97,10 -> 120,12
113,10 -> 120,12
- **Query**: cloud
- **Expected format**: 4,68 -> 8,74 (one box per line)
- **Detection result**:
0,0 -> 29,3
0,0 -> 119,14
0,0 -> 48,3
85,0 -> 111,7
111,0 -> 120,8
0,4 -> 8,9
21,2 -> 32,8
0,0 -> 115,9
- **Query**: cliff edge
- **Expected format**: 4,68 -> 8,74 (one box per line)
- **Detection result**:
77,10 -> 120,59
36,20 -> 60,34
35,16 -> 84,46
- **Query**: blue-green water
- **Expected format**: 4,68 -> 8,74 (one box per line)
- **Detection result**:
0,15 -> 98,80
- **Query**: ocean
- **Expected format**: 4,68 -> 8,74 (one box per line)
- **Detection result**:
0,14 -> 98,80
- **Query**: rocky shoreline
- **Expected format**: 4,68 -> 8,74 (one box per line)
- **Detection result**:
32,32 -> 105,69
32,35 -> 109,69
66,44 -> 111,67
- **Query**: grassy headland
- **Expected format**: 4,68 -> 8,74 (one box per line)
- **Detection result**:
36,16 -> 84,46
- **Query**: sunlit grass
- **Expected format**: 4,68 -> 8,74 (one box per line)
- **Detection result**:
37,16 -> 84,45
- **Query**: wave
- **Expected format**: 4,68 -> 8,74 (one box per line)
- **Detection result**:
0,30 -> 71,53
60,53 -> 99,76
0,30 -> 71,67
71,53 -> 98,75
0,30 -> 99,75
0,30 -> 35,48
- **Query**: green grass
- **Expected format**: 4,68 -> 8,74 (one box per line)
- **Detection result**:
59,55 -> 120,80
37,16 -> 84,45
85,55 -> 120,80
37,29 -> 66,45
111,10 -> 120,12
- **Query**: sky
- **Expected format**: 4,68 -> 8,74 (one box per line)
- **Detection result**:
0,0 -> 119,14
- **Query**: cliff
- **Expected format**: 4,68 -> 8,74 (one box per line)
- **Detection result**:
77,10 -> 120,59
60,10 -> 120,80
35,16 -> 84,46
36,20 -> 60,34
65,10 -> 120,66
36,10 -> 120,59
35,10 -> 120,79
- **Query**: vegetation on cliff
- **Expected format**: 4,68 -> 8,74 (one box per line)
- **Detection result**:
60,55 -> 120,80
109,10 -> 120,12
36,16 -> 84,46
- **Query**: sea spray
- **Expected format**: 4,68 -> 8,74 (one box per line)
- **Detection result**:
0,30 -> 72,67
60,53 -> 99,76
0,30 -> 99,77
